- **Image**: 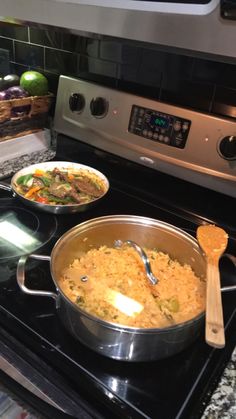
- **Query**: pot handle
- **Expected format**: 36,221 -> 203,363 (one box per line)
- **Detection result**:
17,254 -> 58,301
221,253 -> 236,292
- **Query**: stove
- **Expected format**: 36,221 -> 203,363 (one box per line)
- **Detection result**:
0,76 -> 235,419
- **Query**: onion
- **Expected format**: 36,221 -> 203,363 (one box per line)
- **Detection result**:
4,86 -> 29,100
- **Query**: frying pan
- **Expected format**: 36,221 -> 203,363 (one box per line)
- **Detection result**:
0,161 -> 109,214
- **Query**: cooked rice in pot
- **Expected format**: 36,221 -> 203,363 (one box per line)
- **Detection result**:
59,245 -> 206,328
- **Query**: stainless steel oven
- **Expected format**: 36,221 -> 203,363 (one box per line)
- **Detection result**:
0,75 -> 235,418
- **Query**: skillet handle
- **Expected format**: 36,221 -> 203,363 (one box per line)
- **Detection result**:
17,254 -> 58,301
0,182 -> 13,194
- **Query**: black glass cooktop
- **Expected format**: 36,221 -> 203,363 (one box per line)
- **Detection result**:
0,204 -> 57,260
0,136 -> 235,419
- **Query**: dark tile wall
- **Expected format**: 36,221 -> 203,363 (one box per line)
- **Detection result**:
0,22 -> 236,120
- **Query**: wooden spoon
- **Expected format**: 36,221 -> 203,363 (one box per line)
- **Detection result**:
197,224 -> 228,349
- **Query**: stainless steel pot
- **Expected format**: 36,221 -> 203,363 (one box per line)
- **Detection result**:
0,161 -> 109,214
16,215 -> 236,362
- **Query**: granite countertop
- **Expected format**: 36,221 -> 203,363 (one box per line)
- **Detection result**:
0,148 -> 56,180
0,128 -> 56,180
201,347 -> 236,419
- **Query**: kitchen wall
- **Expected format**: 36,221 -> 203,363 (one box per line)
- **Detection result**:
0,22 -> 236,120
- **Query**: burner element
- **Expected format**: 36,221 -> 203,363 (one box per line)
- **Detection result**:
0,206 -> 57,260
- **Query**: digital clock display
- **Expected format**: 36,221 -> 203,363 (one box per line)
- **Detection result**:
150,114 -> 169,129
128,105 -> 191,149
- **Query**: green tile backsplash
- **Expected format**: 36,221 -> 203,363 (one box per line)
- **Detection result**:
0,22 -> 236,120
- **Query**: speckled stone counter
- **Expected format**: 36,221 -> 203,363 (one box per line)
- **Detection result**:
0,148 -> 56,180
0,128 -> 56,180
201,347 -> 236,418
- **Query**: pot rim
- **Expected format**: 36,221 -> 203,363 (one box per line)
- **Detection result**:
50,214 -> 206,334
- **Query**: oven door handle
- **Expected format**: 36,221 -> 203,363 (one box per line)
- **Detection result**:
17,254 -> 58,301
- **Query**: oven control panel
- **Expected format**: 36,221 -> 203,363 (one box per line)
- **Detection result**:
54,76 -> 236,198
128,105 -> 191,149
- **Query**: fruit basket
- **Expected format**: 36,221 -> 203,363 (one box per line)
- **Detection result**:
0,94 -> 54,141
0,71 -> 54,142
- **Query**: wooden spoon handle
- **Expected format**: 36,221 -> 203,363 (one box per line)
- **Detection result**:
205,261 -> 225,348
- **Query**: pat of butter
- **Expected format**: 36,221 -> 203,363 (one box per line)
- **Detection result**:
105,288 -> 143,317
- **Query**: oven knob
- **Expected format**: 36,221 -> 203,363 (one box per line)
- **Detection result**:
69,93 -> 85,113
218,136 -> 236,160
90,97 -> 108,117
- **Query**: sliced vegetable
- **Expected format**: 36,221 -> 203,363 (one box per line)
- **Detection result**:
24,186 -> 41,198
34,169 -> 46,176
37,176 -> 51,187
35,196 -> 49,204
157,297 -> 180,313
76,295 -> 85,305
55,183 -> 71,191
92,180 -> 102,190
47,195 -> 74,204
16,174 -> 33,186
167,297 -> 180,313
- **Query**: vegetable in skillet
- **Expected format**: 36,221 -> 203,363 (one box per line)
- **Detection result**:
15,167 -> 106,205
17,174 -> 33,186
